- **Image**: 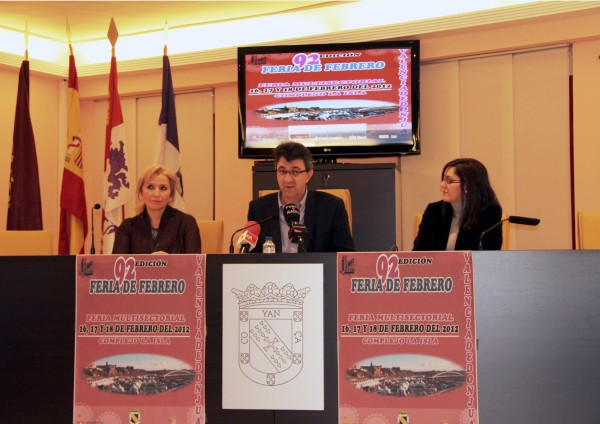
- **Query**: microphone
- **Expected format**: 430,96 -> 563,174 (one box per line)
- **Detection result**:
90,203 -> 101,255
508,215 -> 541,226
236,224 -> 260,253
283,204 -> 300,226
284,204 -> 307,250
228,214 -> 277,253
479,215 -> 540,250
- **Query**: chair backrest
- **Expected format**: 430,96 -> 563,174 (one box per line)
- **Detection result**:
577,211 -> 600,249
412,213 -> 510,250
0,230 -> 52,255
258,189 -> 352,233
413,213 -> 423,243
196,220 -> 224,254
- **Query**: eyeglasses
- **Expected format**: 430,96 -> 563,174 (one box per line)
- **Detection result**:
277,168 -> 308,177
441,177 -> 461,185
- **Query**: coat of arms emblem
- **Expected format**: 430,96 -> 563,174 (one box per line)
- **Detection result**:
231,282 -> 310,386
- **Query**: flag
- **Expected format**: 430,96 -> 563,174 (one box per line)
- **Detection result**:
155,54 -> 184,209
7,60 -> 43,230
59,53 -> 88,254
101,55 -> 132,253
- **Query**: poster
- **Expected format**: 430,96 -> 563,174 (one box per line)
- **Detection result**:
337,251 -> 478,424
222,263 -> 324,410
73,254 -> 205,424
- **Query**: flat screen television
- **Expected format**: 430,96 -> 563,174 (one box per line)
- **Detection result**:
238,40 -> 420,160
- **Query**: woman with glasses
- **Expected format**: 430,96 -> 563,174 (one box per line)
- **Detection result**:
112,164 -> 201,254
413,158 -> 502,251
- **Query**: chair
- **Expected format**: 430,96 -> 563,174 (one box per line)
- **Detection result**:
412,213 -> 509,250
196,220 -> 224,254
413,213 -> 423,243
0,230 -> 52,255
577,211 -> 600,249
258,188 -> 352,233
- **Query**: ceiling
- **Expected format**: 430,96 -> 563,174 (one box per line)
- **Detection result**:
0,1 -> 339,42
2,1 -> 600,76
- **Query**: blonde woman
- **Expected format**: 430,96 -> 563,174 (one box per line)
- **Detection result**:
112,165 -> 201,254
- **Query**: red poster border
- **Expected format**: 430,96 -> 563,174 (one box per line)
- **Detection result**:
73,254 -> 205,424
337,251 -> 478,424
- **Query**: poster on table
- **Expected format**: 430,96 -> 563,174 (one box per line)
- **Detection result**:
222,263 -> 324,410
337,251 -> 478,424
73,254 -> 205,424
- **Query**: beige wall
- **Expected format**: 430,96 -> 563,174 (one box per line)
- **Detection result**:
1,10 -> 599,253
572,39 -> 600,215
403,47 -> 572,250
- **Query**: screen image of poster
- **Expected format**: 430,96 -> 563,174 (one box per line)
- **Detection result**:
73,254 -> 205,424
337,251 -> 478,424
242,47 -> 414,148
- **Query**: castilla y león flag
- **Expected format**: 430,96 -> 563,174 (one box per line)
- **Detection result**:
101,54 -> 131,254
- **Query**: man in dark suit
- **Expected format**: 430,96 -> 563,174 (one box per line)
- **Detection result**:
247,142 -> 354,253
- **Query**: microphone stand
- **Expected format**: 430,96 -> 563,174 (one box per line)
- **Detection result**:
90,203 -> 101,255
478,219 -> 506,250
288,223 -> 308,253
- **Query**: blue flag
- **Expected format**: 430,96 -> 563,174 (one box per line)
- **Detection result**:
155,54 -> 184,210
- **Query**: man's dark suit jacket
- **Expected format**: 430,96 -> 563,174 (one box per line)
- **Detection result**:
247,189 -> 354,253
413,200 -> 502,251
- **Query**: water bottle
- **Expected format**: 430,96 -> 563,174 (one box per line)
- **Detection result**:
262,236 -> 276,254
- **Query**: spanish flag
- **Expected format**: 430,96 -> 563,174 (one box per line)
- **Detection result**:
59,50 -> 88,254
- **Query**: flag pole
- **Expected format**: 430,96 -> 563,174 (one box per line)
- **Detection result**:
163,19 -> 168,57
24,21 -> 29,60
108,17 -> 118,56
66,17 -> 73,56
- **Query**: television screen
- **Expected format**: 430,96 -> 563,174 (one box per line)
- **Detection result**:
238,40 -> 420,160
